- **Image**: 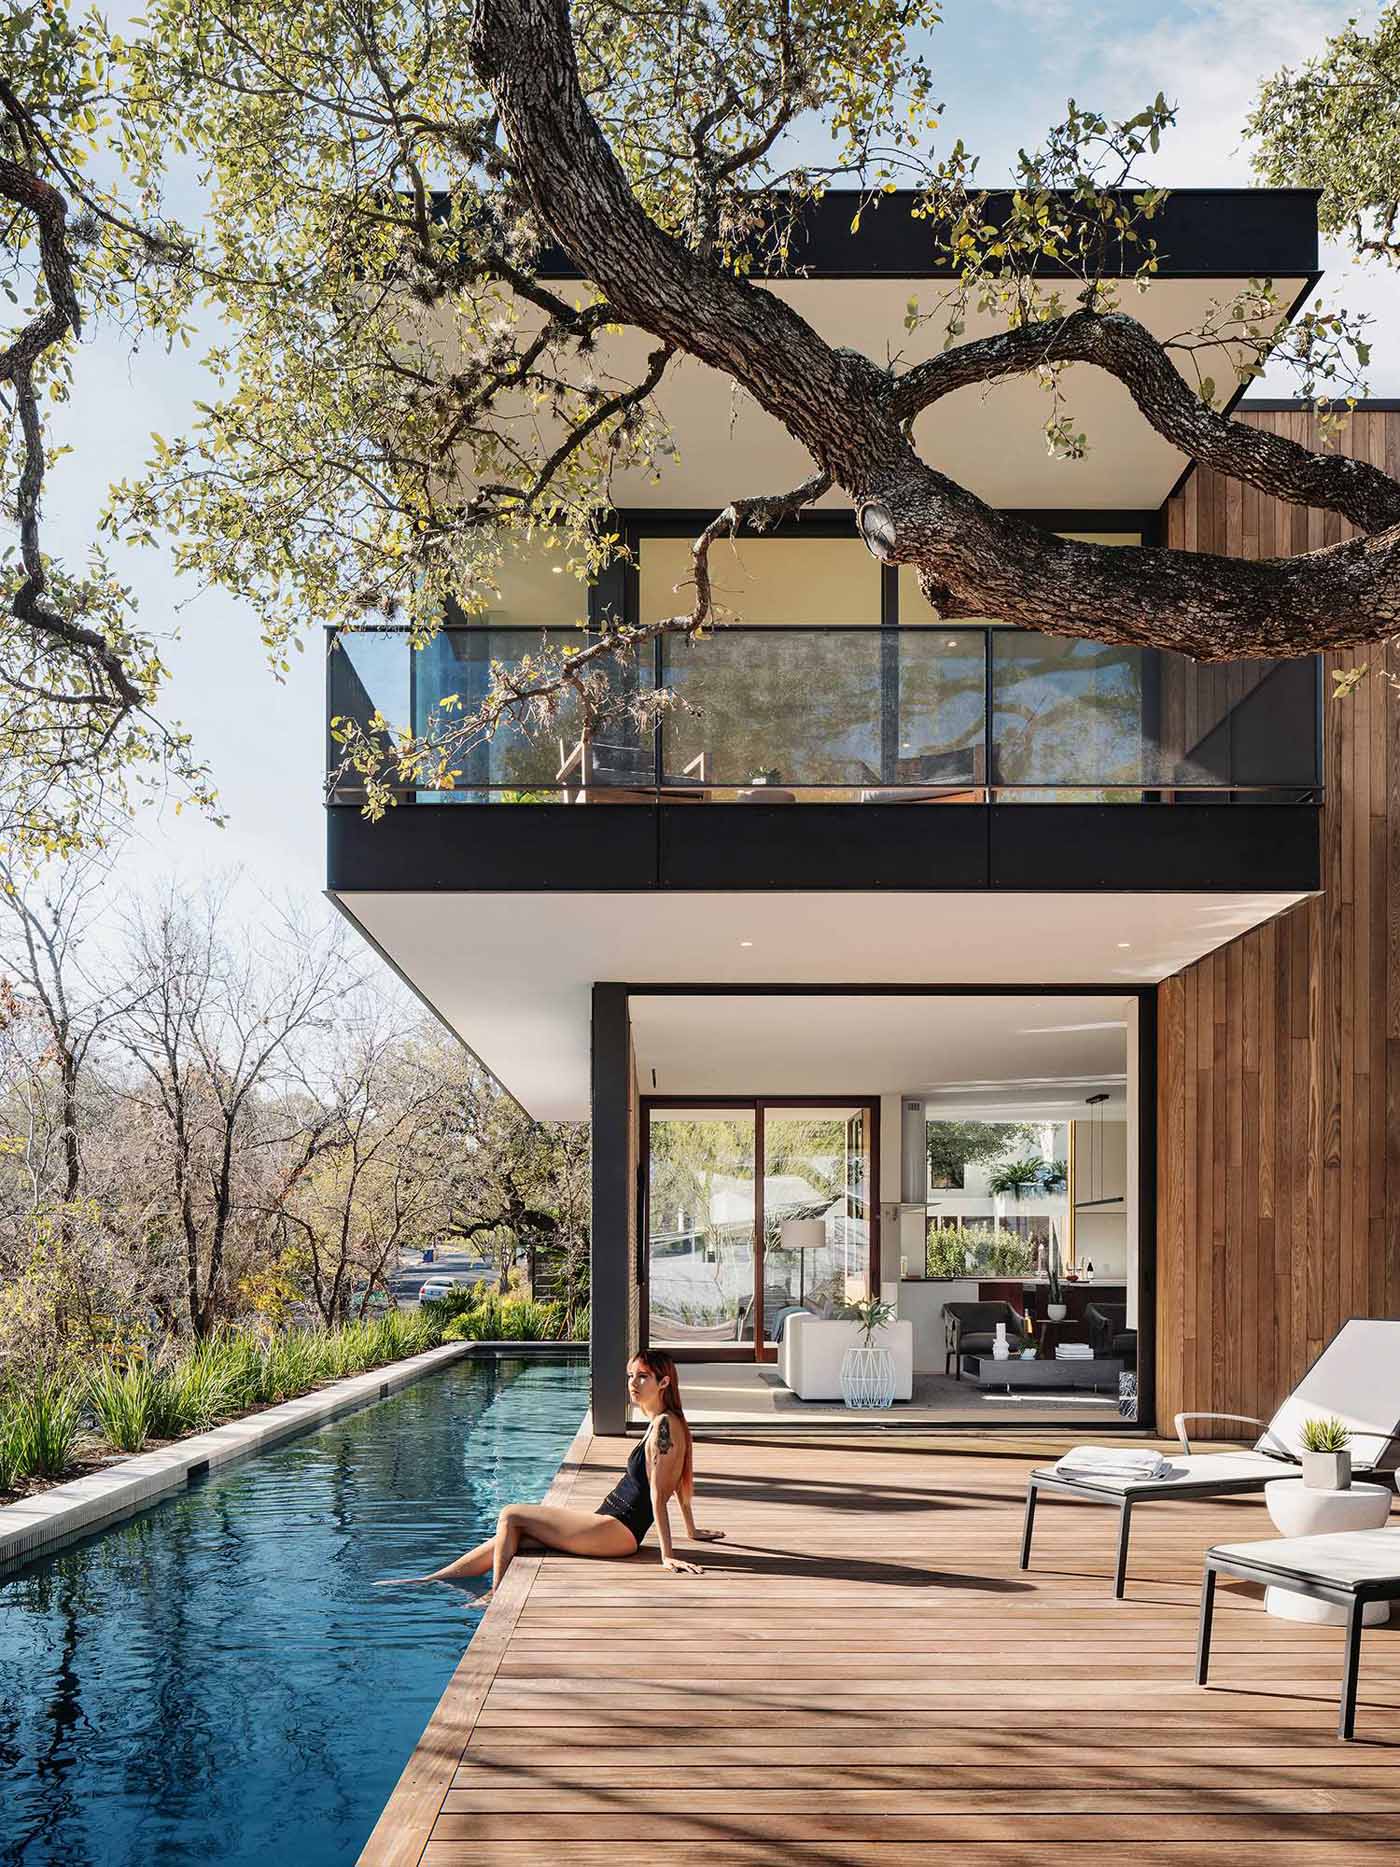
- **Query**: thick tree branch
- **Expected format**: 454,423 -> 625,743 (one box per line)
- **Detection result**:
893,309 -> 1400,536
468,0 -> 900,490
467,0 -> 1400,657
0,146 -> 143,711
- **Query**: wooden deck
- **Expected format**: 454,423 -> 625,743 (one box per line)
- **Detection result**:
360,1425 -> 1400,1866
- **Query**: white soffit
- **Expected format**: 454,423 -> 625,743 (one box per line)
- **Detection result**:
337,889 -> 1308,1119
438,277 -> 1307,514
631,992 -> 1131,1114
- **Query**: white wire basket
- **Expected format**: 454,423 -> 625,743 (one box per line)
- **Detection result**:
840,1344 -> 897,1409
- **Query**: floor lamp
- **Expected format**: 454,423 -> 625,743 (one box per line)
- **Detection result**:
780,1218 -> 826,1309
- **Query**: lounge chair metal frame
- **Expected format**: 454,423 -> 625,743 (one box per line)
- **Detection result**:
1019,1317 -> 1400,1598
1197,1540 -> 1400,1740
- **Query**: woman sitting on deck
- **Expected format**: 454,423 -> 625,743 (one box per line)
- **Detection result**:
383,1350 -> 722,1597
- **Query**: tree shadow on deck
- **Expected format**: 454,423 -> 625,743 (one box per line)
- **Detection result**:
693,1469 -> 1031,1511
653,1540 -> 1035,1590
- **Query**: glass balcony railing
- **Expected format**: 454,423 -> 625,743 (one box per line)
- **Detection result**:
326,625 -> 1321,804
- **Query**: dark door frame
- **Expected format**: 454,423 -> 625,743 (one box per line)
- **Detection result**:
622,983 -> 1156,1428
640,1093 -> 882,1364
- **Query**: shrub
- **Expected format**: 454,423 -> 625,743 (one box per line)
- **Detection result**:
151,1343 -> 240,1436
0,1392 -> 25,1492
925,1223 -> 1034,1278
88,1358 -> 159,1453
12,1371 -> 86,1479
441,1295 -> 564,1342
258,1332 -> 323,1403
421,1280 -> 495,1319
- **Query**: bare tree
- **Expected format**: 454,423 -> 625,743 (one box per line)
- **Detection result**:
113,883 -> 349,1335
0,848 -> 141,1208
274,1009 -> 450,1323
424,1040 -> 589,1312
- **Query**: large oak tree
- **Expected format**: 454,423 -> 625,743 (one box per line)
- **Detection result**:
3,0 -> 1396,822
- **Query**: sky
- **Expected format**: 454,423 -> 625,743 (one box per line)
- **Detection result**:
32,0 -> 1400,939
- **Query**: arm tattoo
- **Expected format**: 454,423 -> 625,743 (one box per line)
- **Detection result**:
656,1414 -> 672,1455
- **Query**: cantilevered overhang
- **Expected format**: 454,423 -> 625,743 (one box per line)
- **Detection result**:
329,800 -> 1320,896
478,188 -> 1319,512
329,886 -> 1312,1119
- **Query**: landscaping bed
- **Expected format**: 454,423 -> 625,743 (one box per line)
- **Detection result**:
1,1290 -> 581,1507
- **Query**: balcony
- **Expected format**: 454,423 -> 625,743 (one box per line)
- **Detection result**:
326,624 -> 1322,896
329,623 -> 1320,803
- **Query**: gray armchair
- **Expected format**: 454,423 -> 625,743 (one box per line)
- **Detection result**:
1084,1301 -> 1137,1367
943,1301 -> 1027,1379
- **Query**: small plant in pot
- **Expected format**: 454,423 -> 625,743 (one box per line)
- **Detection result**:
1300,1415 -> 1352,1490
1046,1244 -> 1067,1322
748,766 -> 782,786
846,1295 -> 896,1344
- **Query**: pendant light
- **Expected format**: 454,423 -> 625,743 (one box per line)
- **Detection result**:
1075,1093 -> 1115,1208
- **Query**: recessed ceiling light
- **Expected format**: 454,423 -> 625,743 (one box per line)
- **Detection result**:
739,940 -> 754,948
1116,941 -> 1131,949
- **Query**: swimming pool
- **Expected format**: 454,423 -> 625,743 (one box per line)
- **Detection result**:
0,1353 -> 587,1867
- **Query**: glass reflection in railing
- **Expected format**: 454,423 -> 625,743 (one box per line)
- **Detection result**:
327,625 -> 1319,802
991,637 -> 1319,791
660,628 -> 986,793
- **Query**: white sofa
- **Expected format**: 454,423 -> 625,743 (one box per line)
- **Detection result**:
777,1314 -> 915,1402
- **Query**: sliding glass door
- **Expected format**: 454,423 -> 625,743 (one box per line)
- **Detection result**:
645,1108 -> 757,1352
644,1098 -> 877,1361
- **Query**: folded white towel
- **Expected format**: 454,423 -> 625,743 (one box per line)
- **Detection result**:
1055,1344 -> 1094,1358
1053,1445 -> 1170,1481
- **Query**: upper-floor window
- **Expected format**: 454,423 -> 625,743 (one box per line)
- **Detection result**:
639,535 -> 880,627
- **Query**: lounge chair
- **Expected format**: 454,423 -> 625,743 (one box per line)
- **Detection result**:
1019,1317 -> 1400,1598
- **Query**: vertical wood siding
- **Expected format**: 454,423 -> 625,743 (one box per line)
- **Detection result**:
1155,408 -> 1400,1434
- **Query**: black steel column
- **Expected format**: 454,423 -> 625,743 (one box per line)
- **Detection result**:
590,982 -> 631,1434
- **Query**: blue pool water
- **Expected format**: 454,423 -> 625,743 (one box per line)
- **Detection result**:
0,1354 -> 587,1867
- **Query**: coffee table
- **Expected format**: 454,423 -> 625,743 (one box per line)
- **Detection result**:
964,1354 -> 1123,1394
1264,1478 -> 1392,1624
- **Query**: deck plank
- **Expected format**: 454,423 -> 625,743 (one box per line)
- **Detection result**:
360,1429 -> 1400,1865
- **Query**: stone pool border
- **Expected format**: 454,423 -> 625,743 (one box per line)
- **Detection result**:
0,1338 -> 587,1574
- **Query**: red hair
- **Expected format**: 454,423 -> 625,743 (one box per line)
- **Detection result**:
631,1349 -> 693,1498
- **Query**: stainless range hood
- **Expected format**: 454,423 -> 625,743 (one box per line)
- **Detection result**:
900,1097 -> 927,1206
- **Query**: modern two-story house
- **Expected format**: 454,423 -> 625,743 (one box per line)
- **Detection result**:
326,189 -> 1398,1436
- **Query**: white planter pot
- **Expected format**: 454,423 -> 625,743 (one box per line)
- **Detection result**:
1302,1449 -> 1352,1490
1047,1303 -> 1068,1322
841,1344 -> 897,1409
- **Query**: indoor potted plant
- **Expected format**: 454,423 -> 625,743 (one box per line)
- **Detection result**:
1300,1415 -> 1352,1490
839,1296 -> 897,1409
1046,1243 -> 1068,1322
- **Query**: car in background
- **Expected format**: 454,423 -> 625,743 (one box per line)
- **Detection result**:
417,1277 -> 461,1306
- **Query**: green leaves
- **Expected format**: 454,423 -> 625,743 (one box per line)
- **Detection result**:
1250,9 -> 1400,265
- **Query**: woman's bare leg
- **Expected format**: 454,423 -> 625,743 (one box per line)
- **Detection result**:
376,1531 -> 497,1585
379,1504 -> 636,1588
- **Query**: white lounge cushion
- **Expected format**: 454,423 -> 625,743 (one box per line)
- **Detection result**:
1212,1525 -> 1400,1587
1035,1449 -> 1289,1494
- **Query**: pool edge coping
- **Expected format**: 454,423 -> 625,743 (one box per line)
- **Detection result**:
0,1341 -> 586,1574
356,1407 -> 596,1867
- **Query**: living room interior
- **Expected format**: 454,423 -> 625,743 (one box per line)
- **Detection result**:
629,989 -> 1142,1426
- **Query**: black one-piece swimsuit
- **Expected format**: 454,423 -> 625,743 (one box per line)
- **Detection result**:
595,1434 -> 655,1543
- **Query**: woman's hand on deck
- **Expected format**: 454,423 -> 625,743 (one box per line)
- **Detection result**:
662,1555 -> 704,1575
691,1527 -> 725,1542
